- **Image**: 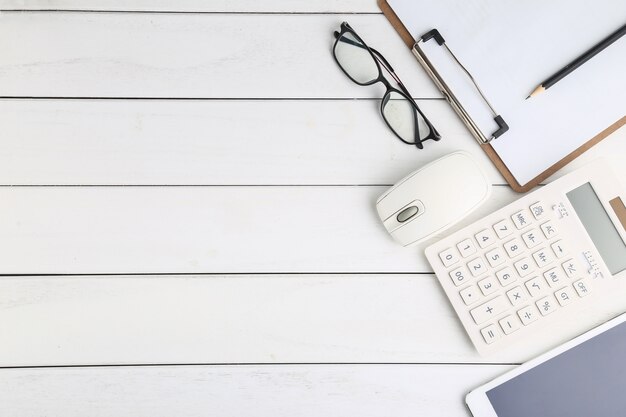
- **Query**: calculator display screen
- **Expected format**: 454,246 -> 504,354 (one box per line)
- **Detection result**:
486,320 -> 626,416
566,183 -> 626,275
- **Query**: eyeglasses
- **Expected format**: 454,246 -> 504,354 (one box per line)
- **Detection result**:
332,22 -> 440,149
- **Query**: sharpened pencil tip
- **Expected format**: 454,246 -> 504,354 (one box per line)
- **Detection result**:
525,95 -> 530,100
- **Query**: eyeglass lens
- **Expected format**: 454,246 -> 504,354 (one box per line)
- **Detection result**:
333,31 -> 379,85
382,91 -> 430,143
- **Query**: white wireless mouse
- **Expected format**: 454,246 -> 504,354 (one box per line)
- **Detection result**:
376,151 -> 491,246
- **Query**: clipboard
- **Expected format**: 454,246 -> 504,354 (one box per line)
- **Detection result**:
379,0 -> 626,193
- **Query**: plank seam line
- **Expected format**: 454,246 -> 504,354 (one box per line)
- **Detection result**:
0,97 -> 444,101
0,362 -> 520,370
0,272 -> 435,277
0,10 -> 384,15
0,184 -> 512,187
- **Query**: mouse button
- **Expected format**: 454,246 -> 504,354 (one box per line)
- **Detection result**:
383,199 -> 425,233
397,205 -> 419,223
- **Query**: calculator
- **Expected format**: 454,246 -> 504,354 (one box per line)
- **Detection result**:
425,160 -> 626,355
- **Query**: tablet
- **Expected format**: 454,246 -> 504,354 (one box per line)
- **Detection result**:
466,313 -> 626,417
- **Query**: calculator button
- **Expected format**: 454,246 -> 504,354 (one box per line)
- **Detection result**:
475,229 -> 496,249
521,229 -> 543,248
517,305 -> 539,325
562,259 -> 580,278
550,240 -> 568,258
573,278 -> 592,297
529,202 -> 547,220
493,219 -> 514,239
480,324 -> 501,344
499,315 -> 521,335
532,248 -> 554,268
485,247 -> 506,268
470,296 -> 509,325
511,209 -> 533,229
456,238 -> 477,258
459,285 -> 481,305
503,238 -> 524,258
514,257 -> 535,277
506,285 -> 527,306
525,276 -> 546,297
555,286 -> 576,306
536,295 -> 558,316
467,257 -> 488,277
449,266 -> 470,286
540,221 -> 558,239
495,267 -> 517,287
478,276 -> 498,296
438,248 -> 460,267
543,267 -> 565,288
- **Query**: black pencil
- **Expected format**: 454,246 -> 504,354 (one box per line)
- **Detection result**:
527,22 -> 626,99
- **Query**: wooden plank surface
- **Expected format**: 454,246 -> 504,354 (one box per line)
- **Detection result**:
0,99 -> 499,185
0,186 -> 519,274
0,13 -> 438,99
2,3 -> 626,415
2,99 -> 624,186
0,274 -> 509,367
0,0 -> 381,13
0,364 -> 512,417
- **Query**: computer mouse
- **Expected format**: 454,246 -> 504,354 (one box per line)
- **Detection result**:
376,151 -> 491,246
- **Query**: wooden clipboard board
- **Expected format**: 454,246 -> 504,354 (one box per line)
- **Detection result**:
379,0 -> 626,193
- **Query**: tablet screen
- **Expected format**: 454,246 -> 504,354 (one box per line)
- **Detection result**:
486,320 -> 626,417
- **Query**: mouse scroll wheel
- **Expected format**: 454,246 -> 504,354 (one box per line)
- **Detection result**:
396,206 -> 419,223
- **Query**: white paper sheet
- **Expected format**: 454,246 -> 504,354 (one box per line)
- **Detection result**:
388,0 -> 626,186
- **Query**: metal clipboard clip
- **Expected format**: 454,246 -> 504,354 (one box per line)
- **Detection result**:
412,29 -> 508,144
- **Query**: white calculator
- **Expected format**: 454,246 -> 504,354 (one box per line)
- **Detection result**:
425,159 -> 626,355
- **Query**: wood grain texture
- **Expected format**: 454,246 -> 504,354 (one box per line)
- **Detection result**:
0,364 -> 512,417
0,186 -> 519,275
0,13 -> 439,98
0,0 -> 381,13
0,99 -> 502,185
0,274 -> 532,367
3,100 -> 624,186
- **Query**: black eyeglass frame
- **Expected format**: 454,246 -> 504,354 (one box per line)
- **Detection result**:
332,22 -> 440,149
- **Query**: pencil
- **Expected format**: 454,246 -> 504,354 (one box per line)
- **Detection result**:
526,22 -> 626,99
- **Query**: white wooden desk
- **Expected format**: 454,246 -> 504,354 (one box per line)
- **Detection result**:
1,1 -> 625,415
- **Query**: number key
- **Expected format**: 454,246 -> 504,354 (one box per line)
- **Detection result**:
495,266 -> 517,287
438,248 -> 459,267
493,219 -> 514,239
467,257 -> 488,277
478,276 -> 498,296
456,238 -> 477,258
504,238 -> 524,258
514,257 -> 535,277
485,247 -> 506,268
475,229 -> 496,249
449,266 -> 470,286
